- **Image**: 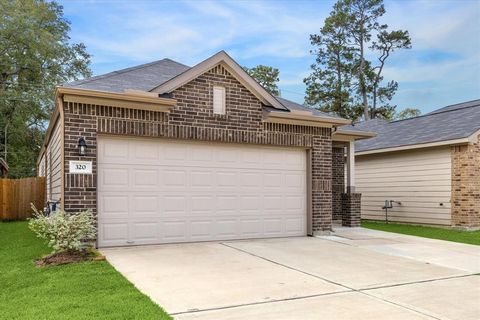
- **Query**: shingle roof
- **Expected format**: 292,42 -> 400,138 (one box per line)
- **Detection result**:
274,97 -> 346,120
65,58 -> 190,93
63,57 -> 345,120
348,99 -> 480,153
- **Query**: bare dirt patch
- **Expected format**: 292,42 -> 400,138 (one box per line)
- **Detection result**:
35,249 -> 105,267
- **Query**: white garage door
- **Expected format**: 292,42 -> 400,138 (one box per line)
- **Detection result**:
97,137 -> 307,247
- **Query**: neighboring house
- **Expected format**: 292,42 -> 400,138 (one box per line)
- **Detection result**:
0,158 -> 8,177
37,51 -> 372,247
348,100 -> 480,230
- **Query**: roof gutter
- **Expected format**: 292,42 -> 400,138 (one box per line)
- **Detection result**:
333,128 -> 377,141
57,87 -> 176,111
263,110 -> 351,128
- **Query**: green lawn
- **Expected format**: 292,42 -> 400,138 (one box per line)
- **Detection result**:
362,221 -> 480,246
0,221 -> 172,320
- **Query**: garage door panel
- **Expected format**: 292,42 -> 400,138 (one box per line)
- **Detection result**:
286,217 -> 305,234
101,223 -> 129,242
132,222 -> 158,241
163,170 -> 187,187
163,195 -> 187,214
133,143 -> 159,161
99,195 -> 129,215
101,168 -> 129,187
190,220 -> 215,240
240,218 -> 263,236
216,171 -> 238,188
215,219 -> 238,237
161,221 -> 188,241
191,170 -> 215,189
264,218 -> 283,235
98,137 -> 307,247
133,169 -> 158,187
132,195 -> 158,213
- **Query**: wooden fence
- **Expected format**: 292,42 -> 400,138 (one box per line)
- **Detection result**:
0,177 -> 46,221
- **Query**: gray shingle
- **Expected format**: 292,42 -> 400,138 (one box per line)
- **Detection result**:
64,58 -> 190,93
274,97 -> 346,120
349,99 -> 480,152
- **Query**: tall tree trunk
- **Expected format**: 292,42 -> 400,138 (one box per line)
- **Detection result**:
336,50 -> 342,115
372,85 -> 377,119
359,35 -> 369,120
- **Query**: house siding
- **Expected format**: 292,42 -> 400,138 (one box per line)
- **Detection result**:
45,118 -> 62,202
356,147 -> 452,225
62,64 -> 333,233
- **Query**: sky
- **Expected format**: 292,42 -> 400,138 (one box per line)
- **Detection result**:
59,0 -> 480,114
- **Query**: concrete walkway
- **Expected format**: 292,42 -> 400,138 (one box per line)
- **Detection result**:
101,228 -> 480,320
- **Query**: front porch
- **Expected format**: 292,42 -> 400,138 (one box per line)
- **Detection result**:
332,128 -> 375,227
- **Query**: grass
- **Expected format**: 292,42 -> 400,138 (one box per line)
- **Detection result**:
362,220 -> 480,246
0,221 -> 172,320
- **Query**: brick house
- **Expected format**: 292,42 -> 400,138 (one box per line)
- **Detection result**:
37,51 -> 373,247
348,100 -> 480,230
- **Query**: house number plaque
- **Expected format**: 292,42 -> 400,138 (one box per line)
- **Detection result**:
69,161 -> 93,174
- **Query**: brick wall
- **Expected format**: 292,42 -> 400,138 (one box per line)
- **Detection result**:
341,193 -> 361,227
62,64 -> 334,233
451,136 -> 480,229
332,147 -> 345,221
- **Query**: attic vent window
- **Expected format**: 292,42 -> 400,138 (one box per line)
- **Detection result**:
213,86 -> 226,115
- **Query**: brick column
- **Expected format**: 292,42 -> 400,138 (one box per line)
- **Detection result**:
312,136 -> 333,233
332,147 -> 345,221
451,140 -> 480,229
341,193 -> 361,227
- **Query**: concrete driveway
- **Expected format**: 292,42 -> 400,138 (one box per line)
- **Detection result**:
101,228 -> 480,320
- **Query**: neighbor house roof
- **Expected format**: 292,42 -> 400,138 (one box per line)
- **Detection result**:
347,99 -> 480,154
0,157 -> 8,176
62,51 -> 350,124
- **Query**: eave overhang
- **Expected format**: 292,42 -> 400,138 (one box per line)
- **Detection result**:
56,87 -> 176,112
332,128 -> 377,142
263,110 -> 351,128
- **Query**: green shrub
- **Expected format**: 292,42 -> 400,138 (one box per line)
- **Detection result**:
29,205 -> 96,253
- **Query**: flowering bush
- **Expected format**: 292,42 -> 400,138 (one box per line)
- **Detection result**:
29,205 -> 96,253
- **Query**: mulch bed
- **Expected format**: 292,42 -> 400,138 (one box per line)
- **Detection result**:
35,249 -> 105,267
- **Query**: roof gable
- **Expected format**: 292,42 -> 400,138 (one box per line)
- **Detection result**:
150,51 -> 288,111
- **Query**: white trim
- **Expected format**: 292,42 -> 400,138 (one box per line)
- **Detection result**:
346,140 -> 355,191
263,110 -> 351,127
356,138 -> 470,156
333,128 -> 376,141
151,51 -> 289,111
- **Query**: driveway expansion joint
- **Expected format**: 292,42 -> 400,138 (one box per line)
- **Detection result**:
220,242 -> 445,320
169,289 -> 352,316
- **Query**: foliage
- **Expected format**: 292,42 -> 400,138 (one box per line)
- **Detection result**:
0,0 -> 91,177
0,222 -> 171,319
395,107 -> 421,120
305,0 -> 411,121
28,206 -> 96,253
243,65 -> 280,96
304,2 -> 356,119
